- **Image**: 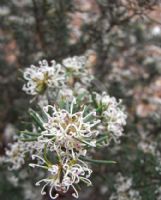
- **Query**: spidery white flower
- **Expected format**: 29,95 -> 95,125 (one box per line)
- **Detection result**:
62,56 -> 86,73
30,155 -> 92,199
5,140 -> 38,170
62,56 -> 94,86
95,92 -> 127,143
23,60 -> 65,95
58,82 -> 91,103
109,173 -> 142,200
5,141 -> 26,170
40,99 -> 100,159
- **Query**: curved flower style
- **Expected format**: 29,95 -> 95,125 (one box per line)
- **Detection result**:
95,92 -> 127,143
30,155 -> 92,199
40,99 -> 100,159
23,60 -> 65,95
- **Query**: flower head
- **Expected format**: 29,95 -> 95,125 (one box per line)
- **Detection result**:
40,99 -> 100,158
62,56 -> 86,73
30,155 -> 92,199
23,60 -> 65,95
62,56 -> 94,87
95,92 -> 127,143
5,141 -> 27,170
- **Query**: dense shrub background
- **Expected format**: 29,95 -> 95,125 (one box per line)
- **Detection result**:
0,0 -> 161,199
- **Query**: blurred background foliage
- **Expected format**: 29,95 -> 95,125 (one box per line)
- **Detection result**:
1,0 -> 161,199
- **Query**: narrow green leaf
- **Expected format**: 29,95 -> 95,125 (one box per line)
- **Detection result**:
59,99 -> 65,109
20,130 -> 40,137
44,144 -> 52,166
80,156 -> 116,164
29,109 -> 44,130
96,135 -> 108,144
20,137 -> 38,142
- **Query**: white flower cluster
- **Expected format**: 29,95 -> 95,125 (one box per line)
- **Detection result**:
30,155 -> 92,199
5,141 -> 27,170
109,173 -> 142,200
95,92 -> 127,143
23,56 -> 93,97
25,100 -> 99,199
62,56 -> 86,73
40,100 -> 99,159
4,55 -> 127,199
5,140 -> 36,170
23,60 -> 64,95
